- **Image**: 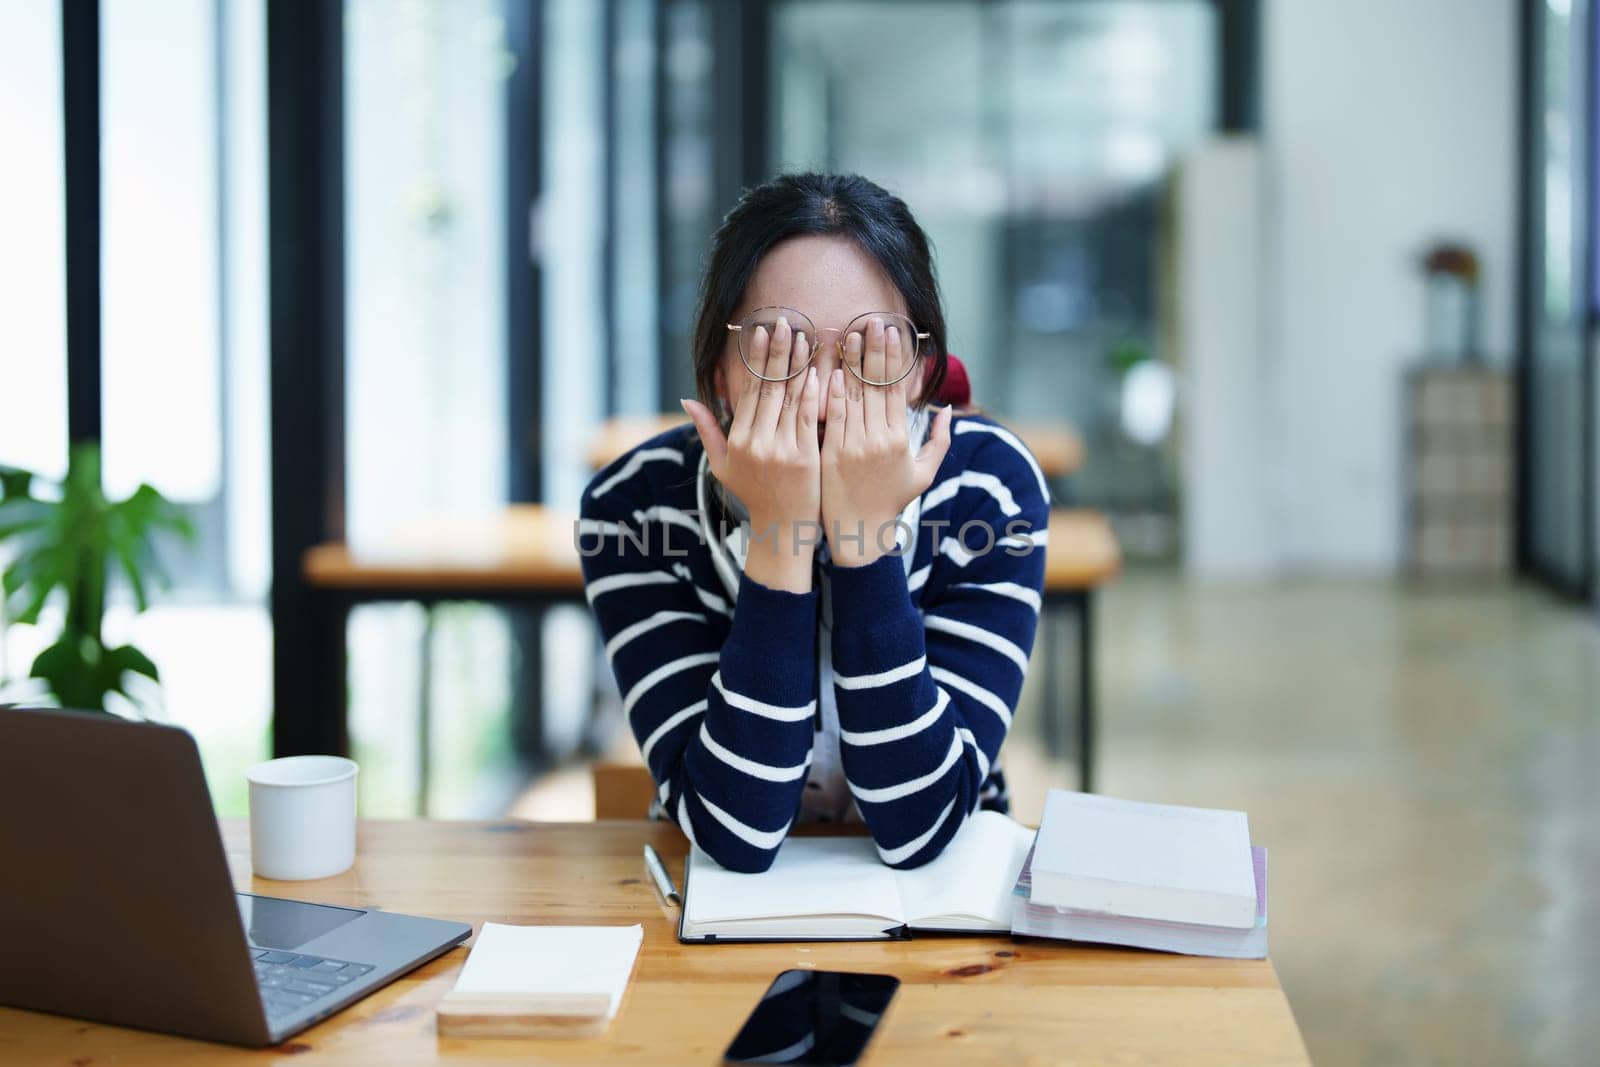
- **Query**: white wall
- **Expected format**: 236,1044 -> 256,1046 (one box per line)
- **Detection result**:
1262,0 -> 1517,571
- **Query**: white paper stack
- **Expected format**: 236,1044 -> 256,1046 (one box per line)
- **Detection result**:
437,923 -> 644,1038
1010,791 -> 1268,959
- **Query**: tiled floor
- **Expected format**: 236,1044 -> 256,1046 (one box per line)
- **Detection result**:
514,571 -> 1600,1066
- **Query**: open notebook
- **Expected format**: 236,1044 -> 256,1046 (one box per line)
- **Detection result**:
678,810 -> 1036,942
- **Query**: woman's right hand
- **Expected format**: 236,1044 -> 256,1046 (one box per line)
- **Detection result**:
681,316 -> 821,592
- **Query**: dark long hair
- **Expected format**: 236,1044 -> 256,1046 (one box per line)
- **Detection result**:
690,173 -> 949,414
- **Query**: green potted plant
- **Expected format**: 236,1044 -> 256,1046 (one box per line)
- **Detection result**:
0,444 -> 193,712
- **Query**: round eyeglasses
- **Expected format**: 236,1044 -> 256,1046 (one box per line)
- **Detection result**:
726,306 -> 929,387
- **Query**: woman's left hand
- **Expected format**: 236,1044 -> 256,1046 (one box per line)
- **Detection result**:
821,316 -> 952,568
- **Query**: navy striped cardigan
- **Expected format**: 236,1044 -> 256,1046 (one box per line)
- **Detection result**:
577,413 -> 1049,871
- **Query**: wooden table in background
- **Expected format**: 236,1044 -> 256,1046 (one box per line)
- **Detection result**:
286,416 -> 1094,797
300,508 -> 588,814
0,820 -> 1309,1065
301,505 -> 1120,799
586,414 -> 1087,479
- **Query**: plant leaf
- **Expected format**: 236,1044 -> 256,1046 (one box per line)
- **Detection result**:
0,498 -> 52,540
103,643 -> 161,683
10,446 -> 190,712
8,582 -> 54,627
0,465 -> 35,501
111,538 -> 150,611
30,635 -> 112,712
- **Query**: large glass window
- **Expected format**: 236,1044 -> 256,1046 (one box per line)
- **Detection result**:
770,0 -> 1217,545
658,0 -> 717,406
102,0 -> 272,811
542,0 -> 605,510
0,0 -> 69,482
342,0 -> 520,815
2,0 -> 274,812
610,0 -> 663,416
101,0 -> 222,507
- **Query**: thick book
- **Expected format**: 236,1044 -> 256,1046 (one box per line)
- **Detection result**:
1013,843 -> 1269,959
678,810 -> 1035,942
1029,791 -> 1257,929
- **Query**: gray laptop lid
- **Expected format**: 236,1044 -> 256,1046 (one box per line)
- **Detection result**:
0,707 -> 272,1046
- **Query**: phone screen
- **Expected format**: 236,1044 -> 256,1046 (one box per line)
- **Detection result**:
723,969 -> 900,1066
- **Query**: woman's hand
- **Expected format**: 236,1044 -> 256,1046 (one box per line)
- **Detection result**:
821,316 -> 952,568
682,316 -> 821,592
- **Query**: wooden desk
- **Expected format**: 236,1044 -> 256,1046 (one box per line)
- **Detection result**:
0,820 -> 1309,1064
586,414 -> 1087,479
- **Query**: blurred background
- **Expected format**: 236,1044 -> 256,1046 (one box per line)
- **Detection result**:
2,0 -> 1598,1063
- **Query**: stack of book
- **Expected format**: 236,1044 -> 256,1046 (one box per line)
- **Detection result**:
1010,790 -> 1268,959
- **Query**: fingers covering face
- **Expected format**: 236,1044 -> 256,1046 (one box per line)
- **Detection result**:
863,317 -> 888,430
753,316 -> 795,434
777,329 -> 810,437
823,367 -> 848,456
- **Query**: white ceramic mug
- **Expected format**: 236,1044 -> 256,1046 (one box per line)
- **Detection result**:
246,755 -> 359,880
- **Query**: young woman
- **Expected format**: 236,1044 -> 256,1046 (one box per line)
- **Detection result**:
578,173 -> 1049,872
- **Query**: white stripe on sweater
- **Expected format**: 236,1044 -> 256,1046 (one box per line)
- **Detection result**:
631,504 -> 701,539
639,699 -> 707,766
695,791 -> 791,851
924,615 -> 1030,673
839,689 -> 950,746
712,671 -> 816,721
622,652 -> 720,718
851,733 -> 964,804
936,527 -> 1048,567
699,724 -> 810,782
589,446 -> 684,498
953,419 -> 1050,502
673,792 -> 699,846
950,580 -> 1042,612
575,517 -> 624,537
605,609 -> 706,659
908,565 -> 931,592
936,536 -> 981,567
585,570 -> 678,603
1001,527 -> 1048,551
922,470 -> 1021,517
672,564 -> 732,616
957,727 -> 991,788
929,665 -> 1013,728
833,655 -> 925,691
876,797 -> 958,865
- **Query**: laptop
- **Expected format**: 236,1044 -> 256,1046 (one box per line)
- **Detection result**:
0,706 -> 472,1047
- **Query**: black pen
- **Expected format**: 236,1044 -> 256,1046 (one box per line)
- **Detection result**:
643,843 -> 681,905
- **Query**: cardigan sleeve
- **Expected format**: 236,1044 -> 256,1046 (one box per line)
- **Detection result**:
825,429 -> 1049,868
578,459 -> 818,873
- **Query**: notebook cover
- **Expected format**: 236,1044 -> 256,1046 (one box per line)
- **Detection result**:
675,850 -> 914,944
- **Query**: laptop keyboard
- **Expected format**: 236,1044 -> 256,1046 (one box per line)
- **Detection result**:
250,947 -> 374,1020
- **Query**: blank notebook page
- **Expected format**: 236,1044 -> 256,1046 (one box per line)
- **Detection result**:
451,923 -> 644,1017
894,810 -> 1035,927
685,837 -> 905,924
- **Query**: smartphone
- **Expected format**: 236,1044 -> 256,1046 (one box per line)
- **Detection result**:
722,969 -> 900,1066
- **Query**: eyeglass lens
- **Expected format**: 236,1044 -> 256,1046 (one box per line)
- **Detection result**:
737,307 -> 919,386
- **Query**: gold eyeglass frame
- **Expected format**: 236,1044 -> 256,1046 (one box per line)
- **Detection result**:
725,305 -> 930,387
